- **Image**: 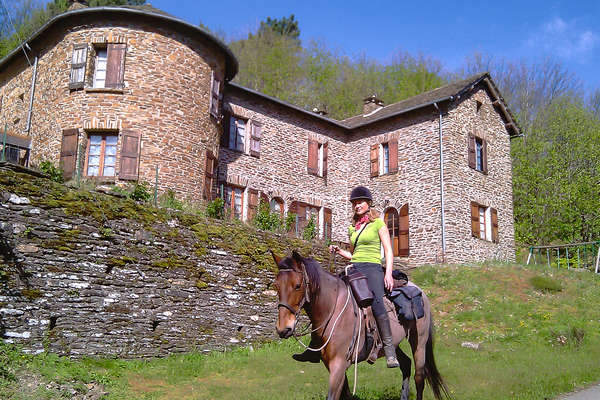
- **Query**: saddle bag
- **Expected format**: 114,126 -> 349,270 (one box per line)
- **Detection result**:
342,267 -> 373,308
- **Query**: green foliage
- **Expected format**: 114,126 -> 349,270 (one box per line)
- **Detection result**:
129,181 -> 152,202
258,15 -> 300,40
284,212 -> 296,233
205,197 -> 225,219
38,161 -> 64,183
302,216 -> 317,241
159,189 -> 183,210
252,201 -> 281,231
529,275 -> 563,293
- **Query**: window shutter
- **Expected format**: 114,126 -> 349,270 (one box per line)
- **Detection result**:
468,134 -> 476,169
322,142 -> 328,178
491,207 -> 499,243
209,71 -> 221,118
203,150 -> 216,200
370,144 -> 379,177
249,121 -> 262,157
399,204 -> 409,257
323,207 -> 332,241
297,202 -> 307,233
247,189 -> 259,220
288,201 -> 298,233
307,139 -> 318,175
389,139 -> 398,174
470,201 -> 480,238
482,138 -> 488,174
69,44 -> 87,89
118,130 -> 141,181
105,43 -> 126,89
60,128 -> 79,180
220,113 -> 231,148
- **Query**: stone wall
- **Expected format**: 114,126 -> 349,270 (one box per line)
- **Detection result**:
0,166 -> 336,358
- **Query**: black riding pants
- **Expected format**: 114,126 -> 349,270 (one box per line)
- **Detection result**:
352,262 -> 386,317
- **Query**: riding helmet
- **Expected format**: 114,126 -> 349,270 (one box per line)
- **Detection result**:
349,186 -> 373,202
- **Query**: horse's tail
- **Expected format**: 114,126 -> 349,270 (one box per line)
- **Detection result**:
424,316 -> 451,400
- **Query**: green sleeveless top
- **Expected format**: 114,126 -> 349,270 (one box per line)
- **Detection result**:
348,217 -> 385,264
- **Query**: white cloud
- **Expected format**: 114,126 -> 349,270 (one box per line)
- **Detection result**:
526,17 -> 599,60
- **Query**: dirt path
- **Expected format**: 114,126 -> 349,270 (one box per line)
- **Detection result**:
555,382 -> 600,400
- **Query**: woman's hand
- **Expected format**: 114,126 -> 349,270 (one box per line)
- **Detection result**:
384,270 -> 394,292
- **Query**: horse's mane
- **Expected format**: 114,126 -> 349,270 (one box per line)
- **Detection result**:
279,255 -> 325,300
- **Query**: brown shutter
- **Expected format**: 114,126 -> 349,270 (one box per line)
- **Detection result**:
297,202 -> 307,233
203,150 -> 216,200
249,121 -> 262,157
491,208 -> 499,243
323,207 -> 332,241
221,113 -> 230,148
389,139 -> 398,174
119,130 -> 141,181
247,189 -> 259,220
470,201 -> 480,238
399,204 -> 409,257
307,139 -> 318,175
482,138 -> 488,174
60,128 -> 79,180
468,134 -> 476,169
370,144 -> 379,177
322,142 -> 328,178
69,44 -> 87,89
105,43 -> 126,89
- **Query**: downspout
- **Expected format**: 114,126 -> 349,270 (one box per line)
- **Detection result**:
433,102 -> 446,258
25,54 -> 38,134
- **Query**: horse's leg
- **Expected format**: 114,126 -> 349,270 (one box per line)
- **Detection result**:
340,375 -> 352,400
409,321 -> 428,400
325,358 -> 350,400
396,347 -> 412,400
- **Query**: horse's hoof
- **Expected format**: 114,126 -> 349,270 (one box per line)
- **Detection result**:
292,350 -> 320,363
385,356 -> 400,368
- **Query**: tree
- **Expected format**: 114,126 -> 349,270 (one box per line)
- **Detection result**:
258,14 -> 299,40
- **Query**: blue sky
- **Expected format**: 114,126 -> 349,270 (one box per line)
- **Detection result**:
156,0 -> 599,92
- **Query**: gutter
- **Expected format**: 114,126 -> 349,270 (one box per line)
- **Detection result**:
25,55 -> 38,134
433,102 -> 446,258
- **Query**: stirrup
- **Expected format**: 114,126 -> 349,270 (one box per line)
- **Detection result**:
292,350 -> 320,363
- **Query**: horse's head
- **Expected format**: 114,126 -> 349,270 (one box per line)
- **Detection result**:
271,250 -> 310,339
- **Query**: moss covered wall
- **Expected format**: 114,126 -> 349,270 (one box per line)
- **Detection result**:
0,165 -> 340,358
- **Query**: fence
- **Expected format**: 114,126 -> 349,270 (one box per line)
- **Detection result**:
526,241 -> 600,273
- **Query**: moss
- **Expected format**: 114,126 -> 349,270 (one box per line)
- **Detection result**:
151,254 -> 192,270
195,280 -> 209,289
66,290 -> 79,297
21,288 -> 43,300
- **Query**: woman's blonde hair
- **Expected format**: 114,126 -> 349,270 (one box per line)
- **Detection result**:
352,207 -> 380,224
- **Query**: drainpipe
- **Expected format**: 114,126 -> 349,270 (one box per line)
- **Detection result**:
433,102 -> 446,258
25,55 -> 38,134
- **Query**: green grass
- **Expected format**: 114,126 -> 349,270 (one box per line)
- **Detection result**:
2,262 -> 600,399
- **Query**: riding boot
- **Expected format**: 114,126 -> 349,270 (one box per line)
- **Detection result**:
374,314 -> 399,368
292,349 -> 320,363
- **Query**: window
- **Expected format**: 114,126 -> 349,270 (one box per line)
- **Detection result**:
69,44 -> 87,89
226,186 -> 244,220
270,197 -> 284,218
228,117 -> 246,152
370,139 -> 398,177
85,134 -> 118,177
93,44 -> 126,89
1,135 -> 31,167
203,150 -> 217,200
385,204 -> 409,257
209,71 -> 222,118
323,207 -> 332,241
470,202 -> 498,243
468,134 -> 487,173
307,139 -> 327,177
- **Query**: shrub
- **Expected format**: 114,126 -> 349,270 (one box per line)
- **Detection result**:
130,182 -> 152,202
284,212 -> 297,232
253,201 -> 281,231
529,275 -> 562,293
206,197 -> 225,219
39,161 -> 64,183
302,216 -> 318,241
159,189 -> 183,210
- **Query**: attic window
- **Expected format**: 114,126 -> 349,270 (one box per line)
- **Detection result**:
476,100 -> 483,114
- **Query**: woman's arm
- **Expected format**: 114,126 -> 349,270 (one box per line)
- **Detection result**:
378,225 -> 394,291
329,245 -> 353,260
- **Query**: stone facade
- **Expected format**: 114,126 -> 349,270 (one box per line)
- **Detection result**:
0,6 -> 517,267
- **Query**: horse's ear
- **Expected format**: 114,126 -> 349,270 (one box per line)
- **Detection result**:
291,250 -> 304,272
270,249 -> 283,269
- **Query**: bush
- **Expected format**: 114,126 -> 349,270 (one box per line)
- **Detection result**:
284,212 -> 296,232
159,189 -> 183,210
130,182 -> 152,202
302,216 -> 318,241
38,160 -> 64,183
206,197 -> 225,219
529,275 -> 562,293
253,201 -> 281,231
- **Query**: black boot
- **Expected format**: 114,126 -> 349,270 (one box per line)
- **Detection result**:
292,349 -> 320,363
374,314 -> 399,368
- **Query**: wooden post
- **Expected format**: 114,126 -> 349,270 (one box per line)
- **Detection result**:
546,248 -> 550,268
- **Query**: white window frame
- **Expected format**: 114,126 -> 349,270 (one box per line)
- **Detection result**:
318,143 -> 324,177
93,48 -> 108,88
478,205 -> 492,241
379,142 -> 390,175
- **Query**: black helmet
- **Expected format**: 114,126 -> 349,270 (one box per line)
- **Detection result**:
349,186 -> 372,202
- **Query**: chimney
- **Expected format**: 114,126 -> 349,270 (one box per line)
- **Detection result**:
68,0 -> 88,11
312,106 -> 328,116
363,95 -> 384,115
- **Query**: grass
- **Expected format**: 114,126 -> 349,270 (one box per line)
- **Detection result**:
2,262 -> 600,399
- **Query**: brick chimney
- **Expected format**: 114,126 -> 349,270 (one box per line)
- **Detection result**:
68,0 -> 88,11
363,95 -> 384,115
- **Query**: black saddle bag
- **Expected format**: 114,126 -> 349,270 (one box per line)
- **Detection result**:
342,267 -> 373,308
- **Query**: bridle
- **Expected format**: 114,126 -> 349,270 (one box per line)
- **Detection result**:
277,265 -> 311,323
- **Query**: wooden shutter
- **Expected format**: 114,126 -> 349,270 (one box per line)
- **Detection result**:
323,207 -> 332,241
203,150 -> 216,200
69,44 -> 87,89
105,43 -> 126,89
307,139 -> 318,175
297,202 -> 307,233
288,201 -> 298,233
322,142 -> 328,178
468,134 -> 476,169
60,128 -> 79,180
249,121 -> 262,157
482,138 -> 488,174
389,139 -> 398,174
119,130 -> 141,181
221,113 -> 230,148
370,144 -> 379,177
209,71 -> 221,118
491,207 -> 499,243
247,189 -> 259,220
399,204 -> 409,257
470,201 -> 480,238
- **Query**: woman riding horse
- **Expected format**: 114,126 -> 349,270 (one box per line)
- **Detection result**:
293,185 -> 400,368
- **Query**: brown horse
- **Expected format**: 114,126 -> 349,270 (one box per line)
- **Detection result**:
272,250 -> 450,400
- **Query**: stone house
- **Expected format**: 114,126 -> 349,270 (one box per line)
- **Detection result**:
0,4 -> 520,266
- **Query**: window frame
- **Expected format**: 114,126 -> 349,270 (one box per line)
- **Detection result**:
84,133 -> 118,179
370,139 -> 398,177
92,47 -> 108,89
225,185 -> 245,220
228,116 -> 247,153
470,201 -> 499,243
